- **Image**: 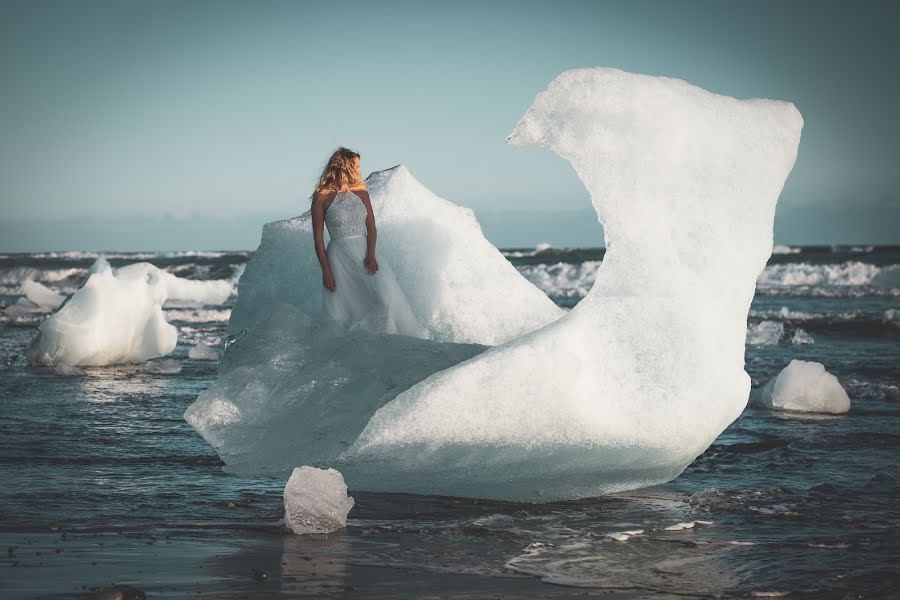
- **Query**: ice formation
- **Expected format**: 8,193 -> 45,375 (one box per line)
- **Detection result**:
188,342 -> 219,360
283,466 -> 354,534
664,520 -> 713,531
751,359 -> 850,414
185,67 -> 803,501
143,358 -> 182,374
22,280 -> 66,309
225,164 -> 562,342
27,258 -> 233,367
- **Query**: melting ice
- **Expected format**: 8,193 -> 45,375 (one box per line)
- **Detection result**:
283,466 -> 355,534
185,67 -> 804,501
751,359 -> 851,414
26,258 -> 233,367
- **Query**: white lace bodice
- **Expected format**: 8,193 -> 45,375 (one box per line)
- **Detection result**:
325,190 -> 368,240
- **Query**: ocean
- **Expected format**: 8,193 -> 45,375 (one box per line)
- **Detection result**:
1,245 -> 897,598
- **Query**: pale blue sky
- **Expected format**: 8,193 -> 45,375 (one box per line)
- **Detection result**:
0,0 -> 897,250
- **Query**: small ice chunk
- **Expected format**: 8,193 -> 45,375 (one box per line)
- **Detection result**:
3,297 -> 50,315
144,358 -> 182,374
751,359 -> 850,414
22,280 -> 66,309
790,328 -> 814,345
188,343 -> 219,360
664,520 -> 713,531
746,321 -> 784,345
606,529 -> 644,541
283,466 -> 354,534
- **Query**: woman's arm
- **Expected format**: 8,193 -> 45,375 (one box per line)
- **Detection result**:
311,193 -> 336,290
359,186 -> 379,273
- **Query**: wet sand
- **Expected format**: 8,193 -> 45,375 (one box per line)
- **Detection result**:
2,526 -> 643,599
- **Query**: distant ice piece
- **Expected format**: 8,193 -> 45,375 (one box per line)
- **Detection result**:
22,280 -> 66,309
751,359 -> 850,414
144,358 -> 182,374
3,297 -> 52,316
746,320 -> 784,345
185,67 -> 804,501
283,466 -> 354,534
188,342 -> 219,360
26,257 -> 233,367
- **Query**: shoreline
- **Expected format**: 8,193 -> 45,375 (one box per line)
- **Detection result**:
2,526 -> 644,599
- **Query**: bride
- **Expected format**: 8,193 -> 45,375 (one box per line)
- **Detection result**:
310,147 -> 427,338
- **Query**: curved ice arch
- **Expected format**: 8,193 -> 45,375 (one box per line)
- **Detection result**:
333,68 -> 804,500
187,67 -> 803,502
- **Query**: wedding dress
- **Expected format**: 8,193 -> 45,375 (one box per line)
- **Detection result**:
322,189 -> 427,337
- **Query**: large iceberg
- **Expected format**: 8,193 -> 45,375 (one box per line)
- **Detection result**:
27,259 -> 233,367
185,67 -> 803,501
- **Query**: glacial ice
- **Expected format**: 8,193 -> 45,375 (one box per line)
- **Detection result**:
226,164 -> 562,342
188,342 -> 219,360
283,466 -> 355,534
184,67 -> 803,501
143,358 -> 183,374
27,258 -> 233,367
22,280 -> 66,309
751,359 -> 850,414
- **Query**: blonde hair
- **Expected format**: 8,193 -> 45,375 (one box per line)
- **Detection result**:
310,147 -> 361,199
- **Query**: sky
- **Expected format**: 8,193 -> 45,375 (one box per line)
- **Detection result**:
0,0 -> 897,251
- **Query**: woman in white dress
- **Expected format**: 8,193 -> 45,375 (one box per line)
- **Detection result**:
310,147 -> 427,338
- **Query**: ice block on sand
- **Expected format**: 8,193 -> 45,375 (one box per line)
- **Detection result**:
283,466 -> 354,534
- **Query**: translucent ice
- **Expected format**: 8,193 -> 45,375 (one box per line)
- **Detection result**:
188,342 -> 219,360
283,466 -> 354,534
184,166 -> 561,475
226,164 -> 562,343
664,520 -> 713,531
751,359 -> 850,414
22,280 -> 66,309
143,358 -> 182,374
27,258 -> 233,367
185,67 -> 803,501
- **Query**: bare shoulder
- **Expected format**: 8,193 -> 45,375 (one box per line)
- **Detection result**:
311,189 -> 334,209
351,182 -> 371,200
